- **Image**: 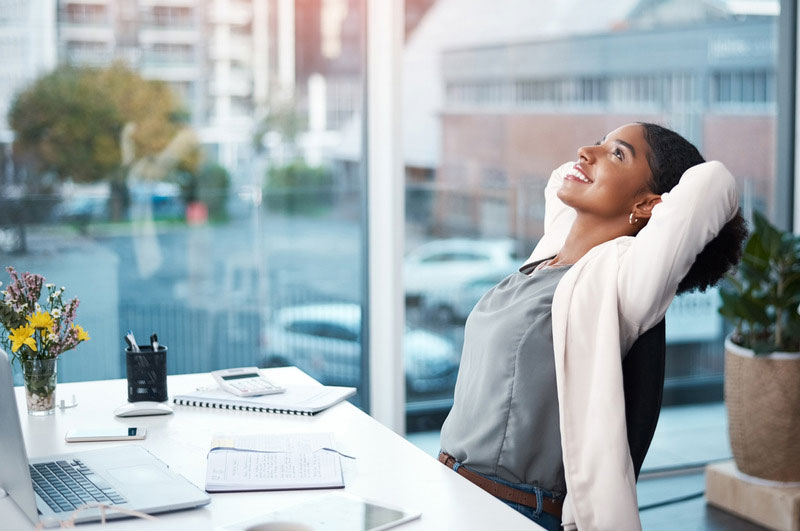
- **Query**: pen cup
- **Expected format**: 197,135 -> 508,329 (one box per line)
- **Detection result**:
126,346 -> 168,402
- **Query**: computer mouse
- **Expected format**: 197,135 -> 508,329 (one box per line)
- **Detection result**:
113,401 -> 174,417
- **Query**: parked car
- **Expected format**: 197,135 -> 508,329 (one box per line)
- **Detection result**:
53,182 -> 110,223
263,303 -> 459,394
404,238 -> 518,309
421,271 -> 510,325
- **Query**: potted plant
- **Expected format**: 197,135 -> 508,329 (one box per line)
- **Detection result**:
719,211 -> 800,482
0,267 -> 90,415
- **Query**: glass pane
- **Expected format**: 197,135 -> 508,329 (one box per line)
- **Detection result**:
0,0 -> 367,405
403,0 -> 779,479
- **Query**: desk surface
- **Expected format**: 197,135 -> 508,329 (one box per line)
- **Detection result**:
1,368 -> 540,530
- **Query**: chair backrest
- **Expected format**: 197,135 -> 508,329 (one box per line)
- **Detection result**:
622,318 -> 666,481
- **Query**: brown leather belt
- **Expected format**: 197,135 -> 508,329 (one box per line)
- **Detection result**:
438,451 -> 563,519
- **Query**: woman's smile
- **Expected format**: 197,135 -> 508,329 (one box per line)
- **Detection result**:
564,164 -> 592,184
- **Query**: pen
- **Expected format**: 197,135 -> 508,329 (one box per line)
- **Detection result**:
126,330 -> 140,353
150,333 -> 159,352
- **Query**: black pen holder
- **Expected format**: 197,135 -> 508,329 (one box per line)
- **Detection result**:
126,346 -> 168,402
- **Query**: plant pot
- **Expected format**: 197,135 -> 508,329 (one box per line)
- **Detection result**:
21,358 -> 57,416
725,337 -> 800,482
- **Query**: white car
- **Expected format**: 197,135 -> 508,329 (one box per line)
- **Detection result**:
421,271 -> 510,325
404,238 -> 518,314
263,303 -> 459,394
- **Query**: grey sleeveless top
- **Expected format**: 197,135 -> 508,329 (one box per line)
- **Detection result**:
439,260 -> 570,497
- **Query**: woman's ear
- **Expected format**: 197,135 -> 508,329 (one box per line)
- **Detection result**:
632,193 -> 662,222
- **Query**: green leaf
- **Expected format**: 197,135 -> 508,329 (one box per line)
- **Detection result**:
752,211 -> 783,260
718,305 -> 743,323
719,289 -> 748,322
739,253 -> 770,284
743,232 -> 769,265
739,293 -> 771,325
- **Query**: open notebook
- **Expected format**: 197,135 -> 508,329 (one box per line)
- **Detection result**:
173,384 -> 356,416
205,433 -> 345,492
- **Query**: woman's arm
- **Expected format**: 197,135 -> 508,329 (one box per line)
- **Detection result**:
525,161 -> 577,263
617,160 -> 739,330
543,160 -> 578,235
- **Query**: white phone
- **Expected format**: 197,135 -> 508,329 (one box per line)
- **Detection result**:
65,427 -> 146,443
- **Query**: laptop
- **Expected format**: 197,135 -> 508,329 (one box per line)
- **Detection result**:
0,350 -> 210,526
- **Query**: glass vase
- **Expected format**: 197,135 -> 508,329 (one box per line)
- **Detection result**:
21,358 -> 57,416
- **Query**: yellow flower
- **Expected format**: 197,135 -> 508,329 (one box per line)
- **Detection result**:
9,325 -> 37,353
72,324 -> 90,342
27,311 -> 54,330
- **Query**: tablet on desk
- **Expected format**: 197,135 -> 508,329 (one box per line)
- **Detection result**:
223,492 -> 421,531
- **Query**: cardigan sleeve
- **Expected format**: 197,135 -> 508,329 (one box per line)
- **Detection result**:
617,160 -> 739,330
543,160 -> 578,235
523,161 -> 578,264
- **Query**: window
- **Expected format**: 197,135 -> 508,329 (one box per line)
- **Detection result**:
712,69 -> 775,106
403,0 -> 780,466
0,1 -> 368,406
149,6 -> 194,28
65,41 -> 110,65
63,4 -> 108,25
146,43 -> 194,64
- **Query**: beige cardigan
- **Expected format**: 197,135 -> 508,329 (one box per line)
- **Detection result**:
525,160 -> 739,530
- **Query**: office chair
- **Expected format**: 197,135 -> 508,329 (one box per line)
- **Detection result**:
622,317 -> 666,481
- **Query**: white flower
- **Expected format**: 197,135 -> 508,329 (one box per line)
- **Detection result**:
45,283 -> 54,289
34,303 -> 41,312
1,290 -> 6,297
47,333 -> 59,342
60,286 -> 65,292
51,308 -> 61,318
53,290 -> 61,297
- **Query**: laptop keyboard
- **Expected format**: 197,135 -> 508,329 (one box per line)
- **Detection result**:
29,459 -> 127,513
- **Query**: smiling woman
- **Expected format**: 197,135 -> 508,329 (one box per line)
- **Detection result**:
438,123 -> 748,530
553,124 -> 661,251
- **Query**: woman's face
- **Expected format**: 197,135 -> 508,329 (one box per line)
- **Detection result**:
556,123 -> 655,221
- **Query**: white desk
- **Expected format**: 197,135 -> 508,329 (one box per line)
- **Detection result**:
1,368 -> 541,530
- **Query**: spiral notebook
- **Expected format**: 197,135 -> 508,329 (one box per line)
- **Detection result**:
173,385 -> 356,416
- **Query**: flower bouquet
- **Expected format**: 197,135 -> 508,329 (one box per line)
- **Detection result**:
0,267 -> 90,415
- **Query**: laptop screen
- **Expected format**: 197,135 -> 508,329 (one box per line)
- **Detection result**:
0,350 -> 41,524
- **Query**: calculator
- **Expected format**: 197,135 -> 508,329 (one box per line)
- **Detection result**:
211,367 -> 285,397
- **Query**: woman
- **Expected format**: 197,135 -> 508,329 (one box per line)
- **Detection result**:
438,122 -> 747,530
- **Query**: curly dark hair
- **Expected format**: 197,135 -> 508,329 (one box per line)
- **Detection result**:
638,122 -> 748,294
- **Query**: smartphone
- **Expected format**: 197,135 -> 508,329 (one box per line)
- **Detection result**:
65,427 -> 146,443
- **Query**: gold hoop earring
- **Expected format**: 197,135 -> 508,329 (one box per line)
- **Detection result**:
629,213 -> 639,225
